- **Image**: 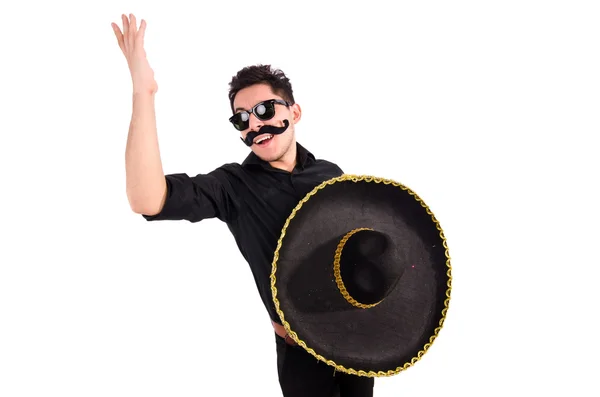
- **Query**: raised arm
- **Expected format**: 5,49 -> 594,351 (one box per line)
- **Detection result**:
112,14 -> 165,215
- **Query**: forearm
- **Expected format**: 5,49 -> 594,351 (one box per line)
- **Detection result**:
125,92 -> 166,215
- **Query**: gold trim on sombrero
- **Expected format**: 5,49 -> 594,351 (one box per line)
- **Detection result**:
333,227 -> 382,309
270,174 -> 452,378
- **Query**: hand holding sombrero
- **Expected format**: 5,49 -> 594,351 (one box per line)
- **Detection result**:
270,174 -> 452,377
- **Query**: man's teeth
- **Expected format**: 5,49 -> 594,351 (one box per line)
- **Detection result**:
256,135 -> 273,144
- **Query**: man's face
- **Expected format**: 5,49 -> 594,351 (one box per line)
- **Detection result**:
231,83 -> 300,162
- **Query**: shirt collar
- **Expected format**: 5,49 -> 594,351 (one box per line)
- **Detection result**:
241,142 -> 315,170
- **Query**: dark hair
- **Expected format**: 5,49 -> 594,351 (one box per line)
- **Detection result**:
228,64 -> 295,112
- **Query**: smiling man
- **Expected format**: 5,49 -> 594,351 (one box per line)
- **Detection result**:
113,13 -> 374,397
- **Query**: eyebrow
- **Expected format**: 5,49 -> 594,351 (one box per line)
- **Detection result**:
234,107 -> 247,112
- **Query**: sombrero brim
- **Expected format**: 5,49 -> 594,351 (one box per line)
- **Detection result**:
270,174 -> 451,377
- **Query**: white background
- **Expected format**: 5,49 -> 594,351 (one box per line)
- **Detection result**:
1,1 -> 599,396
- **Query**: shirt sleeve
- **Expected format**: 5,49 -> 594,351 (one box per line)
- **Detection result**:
141,167 -> 238,224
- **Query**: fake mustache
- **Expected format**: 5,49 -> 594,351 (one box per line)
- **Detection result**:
241,119 -> 289,147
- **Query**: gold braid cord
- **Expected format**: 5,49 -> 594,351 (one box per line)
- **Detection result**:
270,174 -> 452,377
332,227 -> 382,309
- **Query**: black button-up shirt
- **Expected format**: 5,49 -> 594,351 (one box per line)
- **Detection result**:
142,142 -> 344,324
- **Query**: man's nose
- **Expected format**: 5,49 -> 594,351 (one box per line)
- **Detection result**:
248,113 -> 263,132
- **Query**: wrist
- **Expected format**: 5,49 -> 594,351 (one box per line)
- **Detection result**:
132,89 -> 156,101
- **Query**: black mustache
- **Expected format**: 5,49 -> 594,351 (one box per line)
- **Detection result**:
241,120 -> 289,147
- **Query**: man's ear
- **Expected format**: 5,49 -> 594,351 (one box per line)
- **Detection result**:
291,103 -> 302,124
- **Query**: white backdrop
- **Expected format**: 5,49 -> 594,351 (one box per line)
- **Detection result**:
1,1 -> 599,396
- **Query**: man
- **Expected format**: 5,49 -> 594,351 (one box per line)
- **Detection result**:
112,14 -> 375,396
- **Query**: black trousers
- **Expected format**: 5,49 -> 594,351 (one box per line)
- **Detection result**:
275,333 -> 375,397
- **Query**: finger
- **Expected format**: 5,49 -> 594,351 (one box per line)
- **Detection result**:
122,14 -> 129,52
128,14 -> 136,52
130,14 -> 138,38
137,19 -> 146,49
111,23 -> 126,54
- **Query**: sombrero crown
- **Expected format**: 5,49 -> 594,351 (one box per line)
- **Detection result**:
271,174 -> 452,377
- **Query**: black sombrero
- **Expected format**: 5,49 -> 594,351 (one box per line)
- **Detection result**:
270,174 -> 452,377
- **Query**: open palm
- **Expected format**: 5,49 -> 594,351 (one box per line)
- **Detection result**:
111,14 -> 158,95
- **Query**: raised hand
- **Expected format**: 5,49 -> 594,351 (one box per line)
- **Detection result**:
111,14 -> 158,95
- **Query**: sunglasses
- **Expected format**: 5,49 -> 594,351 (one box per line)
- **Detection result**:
229,99 -> 290,131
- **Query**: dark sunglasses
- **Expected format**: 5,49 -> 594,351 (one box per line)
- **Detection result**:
229,99 -> 290,131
